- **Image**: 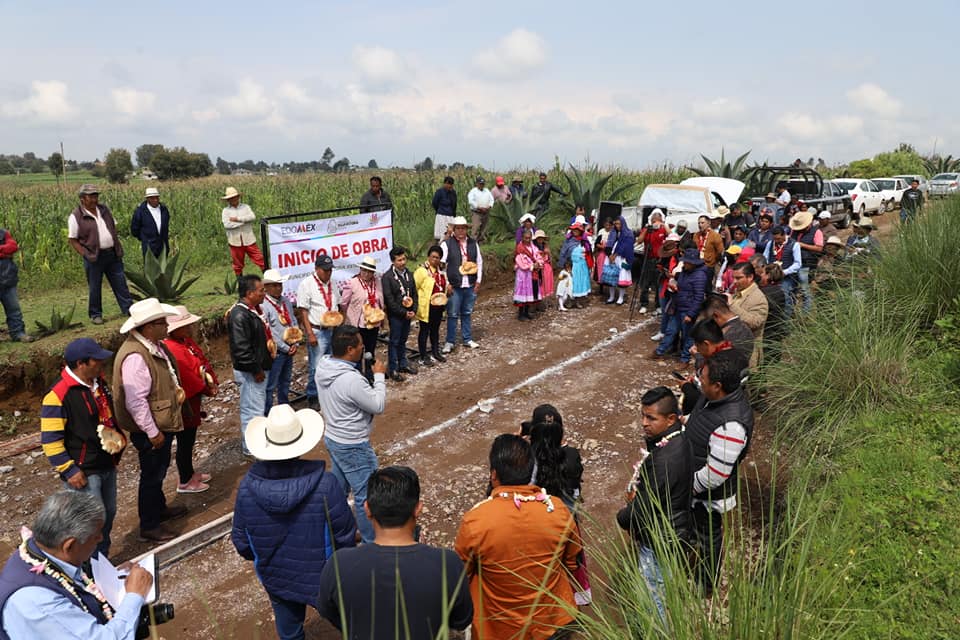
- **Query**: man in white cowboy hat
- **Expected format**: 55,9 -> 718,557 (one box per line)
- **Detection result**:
220,186 -> 265,276
67,184 -> 133,324
787,209 -> 823,314
260,269 -> 299,413
846,217 -> 880,257
440,216 -> 482,353
296,253 -> 339,409
228,274 -> 274,457
314,325 -> 387,544
130,186 -> 170,259
232,404 -> 357,640
467,176 -> 494,243
111,298 -> 186,543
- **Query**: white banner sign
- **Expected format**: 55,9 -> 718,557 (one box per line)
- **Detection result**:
266,210 -> 393,301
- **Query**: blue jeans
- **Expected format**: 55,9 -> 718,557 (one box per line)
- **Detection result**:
323,437 -> 377,543
268,593 -> 307,640
797,266 -> 812,314
446,286 -> 476,344
83,248 -> 133,319
265,351 -> 293,414
387,315 -> 412,372
234,369 -> 267,455
638,545 -> 667,624
781,275 -> 799,318
64,469 -> 117,557
656,314 -> 693,363
304,328 -> 332,399
0,285 -> 25,338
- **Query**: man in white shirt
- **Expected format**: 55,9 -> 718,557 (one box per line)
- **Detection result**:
220,187 -> 265,276
775,182 -> 791,209
467,177 -> 495,243
440,217 -> 482,352
296,254 -> 340,409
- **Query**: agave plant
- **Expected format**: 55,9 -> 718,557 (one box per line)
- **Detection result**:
125,250 -> 200,302
687,148 -> 755,180
35,303 -> 81,336
559,164 -> 637,218
923,154 -> 960,175
488,191 -> 545,241
213,273 -> 238,296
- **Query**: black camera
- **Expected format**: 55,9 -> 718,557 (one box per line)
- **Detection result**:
135,603 -> 175,639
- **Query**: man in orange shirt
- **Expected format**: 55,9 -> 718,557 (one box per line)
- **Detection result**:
455,434 -> 581,640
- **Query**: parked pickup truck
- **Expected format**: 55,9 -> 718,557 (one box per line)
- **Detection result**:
749,166 -> 854,228
617,177 -> 745,231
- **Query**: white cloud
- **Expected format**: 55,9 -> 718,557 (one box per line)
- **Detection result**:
691,97 -> 746,121
2,80 -> 74,122
111,88 -> 156,117
846,83 -> 902,118
192,107 -> 220,123
472,29 -> 547,78
219,78 -> 275,121
777,112 -> 863,143
352,46 -> 410,91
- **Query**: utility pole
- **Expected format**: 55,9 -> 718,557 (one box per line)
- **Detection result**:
60,141 -> 67,191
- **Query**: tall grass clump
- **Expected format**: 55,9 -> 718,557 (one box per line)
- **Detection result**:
873,195 -> 960,326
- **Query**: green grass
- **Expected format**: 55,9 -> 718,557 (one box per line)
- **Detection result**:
0,170 -> 97,185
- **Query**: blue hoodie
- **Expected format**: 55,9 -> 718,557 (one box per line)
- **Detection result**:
232,459 -> 357,604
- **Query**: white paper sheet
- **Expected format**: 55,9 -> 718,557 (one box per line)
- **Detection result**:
90,552 -> 157,606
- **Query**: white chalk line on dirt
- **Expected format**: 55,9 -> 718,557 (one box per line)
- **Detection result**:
384,318 -> 652,456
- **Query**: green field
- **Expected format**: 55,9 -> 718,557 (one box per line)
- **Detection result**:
0,170 -> 98,185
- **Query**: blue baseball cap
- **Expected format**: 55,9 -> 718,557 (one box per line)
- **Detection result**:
64,338 -> 113,363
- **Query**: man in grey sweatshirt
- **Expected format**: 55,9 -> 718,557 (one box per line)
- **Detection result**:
315,325 -> 387,543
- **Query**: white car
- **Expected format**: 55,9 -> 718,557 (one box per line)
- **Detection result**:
872,177 -> 910,212
828,178 -> 884,217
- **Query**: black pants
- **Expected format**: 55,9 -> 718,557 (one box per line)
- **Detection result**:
692,502 -> 724,592
637,259 -> 659,308
175,427 -> 197,480
417,306 -> 444,356
131,431 -> 173,531
359,327 -> 379,378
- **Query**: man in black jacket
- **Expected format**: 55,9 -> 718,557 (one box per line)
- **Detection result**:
530,172 -> 566,215
130,187 -> 170,258
685,349 -> 752,595
618,386 -> 692,621
229,275 -> 274,456
381,246 -> 419,382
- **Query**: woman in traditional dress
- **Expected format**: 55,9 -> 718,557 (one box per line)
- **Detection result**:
559,222 -> 592,307
513,229 -> 543,321
533,230 -> 554,301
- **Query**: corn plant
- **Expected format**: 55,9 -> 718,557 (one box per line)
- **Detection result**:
125,249 -> 200,302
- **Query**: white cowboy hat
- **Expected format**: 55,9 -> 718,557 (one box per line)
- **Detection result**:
262,268 -> 289,284
825,235 -> 844,247
244,405 -> 324,461
166,305 -> 201,333
144,187 -> 160,199
121,298 -> 179,334
221,186 -> 241,200
358,256 -> 378,272
519,213 -> 537,224
451,216 -> 469,227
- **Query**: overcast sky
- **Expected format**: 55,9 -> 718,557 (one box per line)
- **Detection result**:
2,0 -> 956,169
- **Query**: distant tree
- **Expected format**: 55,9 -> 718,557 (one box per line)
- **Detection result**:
29,159 -> 46,173
436,163 -> 448,171
0,161 -> 14,175
321,147 -> 335,171
924,155 -> 960,175
450,162 -> 465,171
415,156 -> 434,171
22,152 -> 36,163
150,147 -> 214,180
104,148 -> 133,183
135,144 -> 166,169
216,156 -> 232,175
255,160 -> 269,172
48,152 -> 64,180
238,159 -> 256,172
367,159 -> 378,169
332,157 -> 350,172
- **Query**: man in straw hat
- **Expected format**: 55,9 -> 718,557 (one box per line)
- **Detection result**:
111,298 -> 186,543
232,404 -> 356,640
130,186 -> 170,259
846,217 -> 880,258
763,226 -> 803,318
261,269 -> 299,413
296,254 -> 339,410
67,184 -> 133,324
440,216 -> 482,353
40,337 -> 123,557
220,187 -> 265,276
314,325 -> 387,544
340,256 -> 384,381
228,275 -> 274,457
787,209 -> 823,315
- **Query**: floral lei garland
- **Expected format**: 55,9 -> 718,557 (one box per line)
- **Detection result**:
627,428 -> 684,493
18,528 -> 114,621
495,488 -> 555,513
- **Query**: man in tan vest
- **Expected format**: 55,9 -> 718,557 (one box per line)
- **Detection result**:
112,298 -> 186,542
728,262 -> 769,368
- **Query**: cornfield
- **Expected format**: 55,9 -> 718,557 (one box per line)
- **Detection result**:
0,166 -> 687,292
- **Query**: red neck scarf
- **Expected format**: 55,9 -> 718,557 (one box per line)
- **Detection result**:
314,274 -> 333,309
265,295 -> 292,326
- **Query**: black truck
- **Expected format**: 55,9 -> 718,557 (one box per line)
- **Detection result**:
749,166 -> 854,228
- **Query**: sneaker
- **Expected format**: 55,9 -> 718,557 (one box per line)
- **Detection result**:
177,479 -> 210,494
194,472 -> 212,483
418,357 -> 434,368
91,316 -> 104,325
465,340 -> 480,349
139,525 -> 177,543
616,298 -> 625,305
441,342 -> 454,354
650,331 -> 664,341
638,307 -> 648,314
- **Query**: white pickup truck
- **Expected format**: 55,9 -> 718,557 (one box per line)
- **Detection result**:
616,177 -> 745,231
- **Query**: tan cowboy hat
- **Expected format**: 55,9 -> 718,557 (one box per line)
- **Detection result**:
459,261 -> 479,275
245,405 -> 324,461
532,229 -> 548,240
321,310 -> 344,328
166,305 -> 201,333
358,256 -> 378,272
789,210 -> 814,231
430,292 -> 448,306
77,184 -> 100,196
221,186 -> 241,200
282,327 -> 303,344
121,298 -> 179,334
262,268 -> 289,284
451,216 -> 469,227
825,235 -> 845,247
854,217 -> 876,229
362,304 -> 385,328
144,187 -> 160,199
